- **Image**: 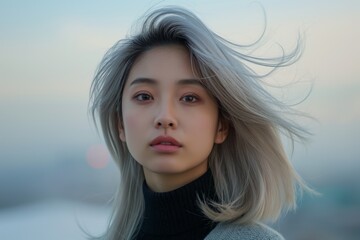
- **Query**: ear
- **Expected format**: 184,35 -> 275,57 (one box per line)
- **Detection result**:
118,119 -> 126,142
214,119 -> 229,144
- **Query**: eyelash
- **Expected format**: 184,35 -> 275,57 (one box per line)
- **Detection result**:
133,92 -> 200,103
180,94 -> 199,103
133,92 -> 153,102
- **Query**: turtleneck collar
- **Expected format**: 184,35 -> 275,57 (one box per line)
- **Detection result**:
139,169 -> 217,236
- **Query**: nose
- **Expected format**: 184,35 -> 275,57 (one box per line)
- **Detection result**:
154,101 -> 177,129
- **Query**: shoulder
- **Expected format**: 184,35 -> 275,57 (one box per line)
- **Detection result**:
205,222 -> 285,240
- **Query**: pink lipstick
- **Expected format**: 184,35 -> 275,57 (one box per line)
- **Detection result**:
150,136 -> 182,153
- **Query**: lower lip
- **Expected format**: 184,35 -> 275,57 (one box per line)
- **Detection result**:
151,144 -> 180,153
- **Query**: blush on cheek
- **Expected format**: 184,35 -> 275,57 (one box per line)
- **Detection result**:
124,113 -> 140,129
197,116 -> 218,131
123,108 -> 150,141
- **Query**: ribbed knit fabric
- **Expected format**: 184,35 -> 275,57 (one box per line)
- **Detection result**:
205,222 -> 285,240
135,169 -> 217,240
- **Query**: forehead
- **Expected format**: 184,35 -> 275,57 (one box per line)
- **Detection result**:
126,44 -> 197,85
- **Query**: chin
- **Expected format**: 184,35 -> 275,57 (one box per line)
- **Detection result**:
148,165 -> 186,175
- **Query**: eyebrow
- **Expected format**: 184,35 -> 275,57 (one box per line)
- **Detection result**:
129,78 -> 204,87
130,78 -> 156,86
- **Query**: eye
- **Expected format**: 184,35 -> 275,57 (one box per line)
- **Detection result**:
134,92 -> 153,102
180,94 -> 199,103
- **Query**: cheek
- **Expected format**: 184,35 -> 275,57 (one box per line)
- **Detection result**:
123,111 -> 143,135
122,110 -> 146,159
188,110 -> 219,138
122,106 -> 153,143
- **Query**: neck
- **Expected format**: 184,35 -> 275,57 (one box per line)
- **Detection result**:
143,164 -> 208,192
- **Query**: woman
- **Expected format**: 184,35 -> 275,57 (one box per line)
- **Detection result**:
90,6 -> 310,240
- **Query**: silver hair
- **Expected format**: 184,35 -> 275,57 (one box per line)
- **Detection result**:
90,6 -> 310,240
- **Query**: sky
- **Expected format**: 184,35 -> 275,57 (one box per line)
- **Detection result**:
0,0 -> 359,182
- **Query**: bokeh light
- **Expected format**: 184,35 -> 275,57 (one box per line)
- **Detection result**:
86,144 -> 109,169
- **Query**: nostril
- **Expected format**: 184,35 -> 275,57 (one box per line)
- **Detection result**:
156,121 -> 175,128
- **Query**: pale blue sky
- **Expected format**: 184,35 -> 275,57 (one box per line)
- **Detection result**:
0,0 -> 359,180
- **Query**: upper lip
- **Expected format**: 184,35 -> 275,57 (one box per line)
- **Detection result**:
150,136 -> 182,147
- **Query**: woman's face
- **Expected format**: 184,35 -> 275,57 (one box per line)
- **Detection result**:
119,44 -> 227,192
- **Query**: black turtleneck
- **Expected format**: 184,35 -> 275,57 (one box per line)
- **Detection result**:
135,170 -> 218,240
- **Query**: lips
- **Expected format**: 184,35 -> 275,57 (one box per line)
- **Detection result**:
150,136 -> 182,153
150,136 -> 182,147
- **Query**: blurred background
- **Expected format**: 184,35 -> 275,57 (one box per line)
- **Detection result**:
0,0 -> 359,239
